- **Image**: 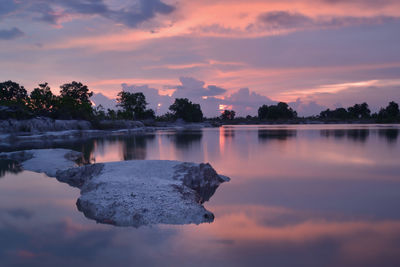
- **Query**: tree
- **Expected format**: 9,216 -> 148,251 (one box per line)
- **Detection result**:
169,98 -> 203,122
347,103 -> 370,119
60,81 -> 93,105
377,101 -> 400,122
220,110 -> 236,120
258,102 -> 297,120
320,108 -> 348,120
0,80 -> 28,105
116,91 -> 154,120
93,104 -> 106,120
30,82 -> 55,115
56,81 -> 94,119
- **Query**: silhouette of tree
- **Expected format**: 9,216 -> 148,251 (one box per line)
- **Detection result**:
169,98 -> 203,122
30,82 -> 55,115
116,91 -> 154,120
258,102 -> 297,120
347,103 -> 371,119
0,80 -> 28,105
377,101 -> 400,122
320,107 -> 348,120
60,81 -> 93,105
220,110 -> 236,120
56,81 -> 94,119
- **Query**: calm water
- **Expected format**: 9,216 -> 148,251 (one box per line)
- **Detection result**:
1,125 -> 400,267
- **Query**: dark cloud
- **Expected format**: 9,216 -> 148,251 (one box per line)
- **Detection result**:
320,0 -> 397,8
8,0 -> 175,27
0,27 -> 24,40
0,0 -> 17,18
255,11 -> 396,31
257,11 -> 313,29
109,0 -> 175,28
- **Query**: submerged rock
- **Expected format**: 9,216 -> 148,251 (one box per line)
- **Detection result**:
1,149 -> 229,227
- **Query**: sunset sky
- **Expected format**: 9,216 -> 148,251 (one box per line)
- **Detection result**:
1,0 -> 400,116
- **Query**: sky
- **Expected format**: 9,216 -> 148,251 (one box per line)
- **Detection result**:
0,0 -> 400,117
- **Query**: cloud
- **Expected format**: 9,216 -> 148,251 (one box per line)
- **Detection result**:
289,98 -> 327,117
0,0 -> 17,18
108,0 -> 175,28
253,11 -> 396,32
91,92 -> 117,110
257,11 -> 313,30
223,88 -> 276,116
310,84 -> 400,112
172,77 -> 227,99
0,27 -> 24,40
91,78 -> 277,117
9,0 -> 175,27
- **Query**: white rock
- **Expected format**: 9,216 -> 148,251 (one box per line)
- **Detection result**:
1,149 -> 229,227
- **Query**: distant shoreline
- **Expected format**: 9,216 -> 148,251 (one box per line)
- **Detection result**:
1,116 -> 400,135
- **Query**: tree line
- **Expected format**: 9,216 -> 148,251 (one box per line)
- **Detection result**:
319,102 -> 400,123
0,80 -> 203,122
1,80 -> 399,123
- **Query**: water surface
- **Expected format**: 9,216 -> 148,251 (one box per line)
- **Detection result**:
1,124 -> 400,267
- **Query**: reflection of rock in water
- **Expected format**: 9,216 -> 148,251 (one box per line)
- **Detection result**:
0,133 -> 156,164
378,128 -> 399,143
1,149 -> 229,227
168,130 -> 203,149
258,129 -> 297,142
0,159 -> 22,178
320,129 -> 370,143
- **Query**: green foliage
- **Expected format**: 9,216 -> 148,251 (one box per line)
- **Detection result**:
220,110 -> 236,120
169,98 -> 203,122
258,102 -> 297,120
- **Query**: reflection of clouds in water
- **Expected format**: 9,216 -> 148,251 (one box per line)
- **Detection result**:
0,217 -> 182,267
0,126 -> 399,266
176,205 -> 400,266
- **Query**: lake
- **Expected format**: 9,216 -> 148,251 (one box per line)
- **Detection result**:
1,124 -> 400,267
